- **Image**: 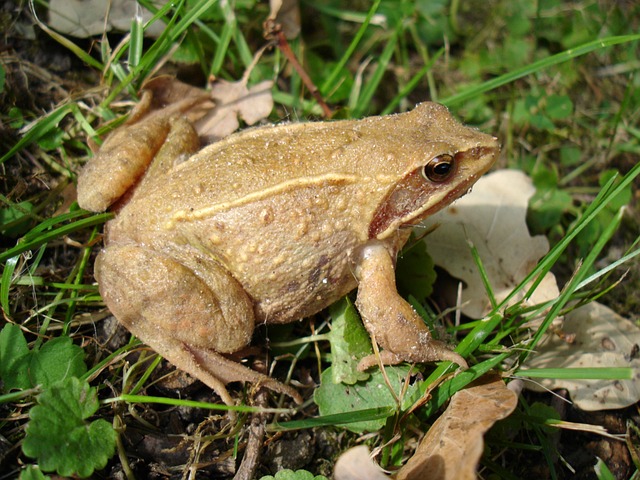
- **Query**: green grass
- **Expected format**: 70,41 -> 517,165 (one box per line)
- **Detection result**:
1,1 -> 639,478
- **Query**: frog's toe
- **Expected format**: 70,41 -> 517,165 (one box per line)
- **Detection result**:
357,343 -> 467,372
185,345 -> 304,405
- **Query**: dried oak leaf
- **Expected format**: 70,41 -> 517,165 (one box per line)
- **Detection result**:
524,301 -> 640,410
395,374 -> 517,480
333,375 -> 517,480
267,0 -> 302,38
421,169 -> 559,319
333,446 -> 388,480
48,0 -> 165,38
196,79 -> 274,142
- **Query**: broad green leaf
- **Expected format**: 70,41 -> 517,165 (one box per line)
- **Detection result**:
19,465 -> 50,480
259,469 -> 328,480
22,377 -> 117,478
396,239 -> 436,301
546,94 -> 573,120
559,146 -> 581,166
314,365 -> 419,433
0,324 -> 31,391
328,298 -> 371,385
0,325 -> 86,391
29,337 -> 87,389
0,200 -> 35,237
528,187 -> 573,232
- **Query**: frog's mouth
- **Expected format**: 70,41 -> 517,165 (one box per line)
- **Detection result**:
369,144 -> 498,239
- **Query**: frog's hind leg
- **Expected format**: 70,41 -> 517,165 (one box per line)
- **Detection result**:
95,244 -> 302,405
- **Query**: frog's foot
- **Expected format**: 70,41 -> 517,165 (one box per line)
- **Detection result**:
355,242 -> 468,371
96,244 -> 302,405
184,345 -> 303,404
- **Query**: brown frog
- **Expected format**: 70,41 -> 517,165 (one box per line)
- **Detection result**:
77,91 -> 499,405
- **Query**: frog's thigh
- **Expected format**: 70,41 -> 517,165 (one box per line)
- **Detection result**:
97,245 -> 254,353
97,245 -> 281,405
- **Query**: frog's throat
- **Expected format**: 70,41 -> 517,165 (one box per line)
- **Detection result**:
165,173 -> 390,227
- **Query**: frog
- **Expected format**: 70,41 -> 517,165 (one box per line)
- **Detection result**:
77,87 -> 499,406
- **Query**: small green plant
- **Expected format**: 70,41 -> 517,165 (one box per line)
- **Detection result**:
0,324 -> 86,391
22,377 -> 117,478
260,469 -> 328,480
0,324 -> 117,477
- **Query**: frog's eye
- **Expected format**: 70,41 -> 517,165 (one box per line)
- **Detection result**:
423,154 -> 455,182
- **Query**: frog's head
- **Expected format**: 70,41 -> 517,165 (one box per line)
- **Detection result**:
368,102 -> 499,239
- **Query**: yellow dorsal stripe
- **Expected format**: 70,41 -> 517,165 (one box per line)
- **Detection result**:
170,173 -> 373,223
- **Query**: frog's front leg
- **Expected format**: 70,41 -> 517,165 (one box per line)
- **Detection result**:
96,244 -> 303,405
354,242 -> 468,371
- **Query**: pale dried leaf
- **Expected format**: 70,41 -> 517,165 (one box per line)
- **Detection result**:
395,374 -> 518,480
196,79 -> 274,141
48,0 -> 166,38
333,445 -> 389,480
267,0 -> 301,38
421,169 -> 559,318
524,302 -> 640,410
137,76 -> 214,123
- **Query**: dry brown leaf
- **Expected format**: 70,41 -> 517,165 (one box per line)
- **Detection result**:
195,79 -> 274,141
48,0 -> 165,38
421,169 -> 559,319
267,0 -> 301,38
136,76 -> 215,123
395,374 -> 518,480
332,375 -> 517,480
524,302 -> 640,410
334,445 -> 389,480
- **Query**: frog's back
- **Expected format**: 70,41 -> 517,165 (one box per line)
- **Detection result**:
113,112 -> 412,239
161,115 -> 408,205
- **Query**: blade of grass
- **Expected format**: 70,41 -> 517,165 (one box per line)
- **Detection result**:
0,212 -> 113,264
99,0 -> 197,106
0,255 -> 19,316
1,104 -> 76,165
63,228 -> 101,332
128,353 -> 164,396
209,0 -> 236,75
468,238 -> 498,311
320,0 -> 382,96
515,368 -> 633,380
442,34 -> 640,107
128,11 -> 145,69
522,205 -> 625,363
380,49 -> 444,115
351,24 -> 399,117
268,407 -> 396,432
104,394 -> 291,414
575,241 -> 640,291
32,9 -> 104,70
417,351 -> 512,417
